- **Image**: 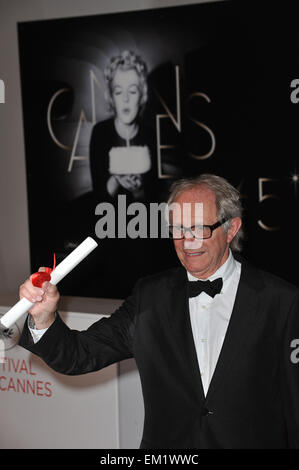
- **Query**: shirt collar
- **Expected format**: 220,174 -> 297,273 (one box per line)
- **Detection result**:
187,249 -> 237,284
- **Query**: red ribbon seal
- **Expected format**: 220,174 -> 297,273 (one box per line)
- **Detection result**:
31,254 -> 56,288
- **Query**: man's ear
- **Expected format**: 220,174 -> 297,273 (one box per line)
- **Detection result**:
227,217 -> 242,244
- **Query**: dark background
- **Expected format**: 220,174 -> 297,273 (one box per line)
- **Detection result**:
17,1 -> 299,298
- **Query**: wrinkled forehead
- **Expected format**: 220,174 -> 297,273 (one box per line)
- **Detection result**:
169,188 -> 217,225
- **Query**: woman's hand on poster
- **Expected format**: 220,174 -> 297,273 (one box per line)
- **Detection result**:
107,174 -> 145,199
115,174 -> 145,199
115,174 -> 142,192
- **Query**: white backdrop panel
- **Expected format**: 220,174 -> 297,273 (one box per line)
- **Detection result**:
0,308 -> 119,449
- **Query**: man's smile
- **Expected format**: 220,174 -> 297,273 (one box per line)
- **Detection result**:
184,251 -> 205,257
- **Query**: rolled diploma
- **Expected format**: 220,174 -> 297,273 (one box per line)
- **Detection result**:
0,237 -> 98,329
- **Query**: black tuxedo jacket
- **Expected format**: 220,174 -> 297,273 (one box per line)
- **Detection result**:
19,259 -> 299,448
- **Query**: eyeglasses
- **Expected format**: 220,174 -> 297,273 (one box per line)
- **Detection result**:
168,218 -> 228,240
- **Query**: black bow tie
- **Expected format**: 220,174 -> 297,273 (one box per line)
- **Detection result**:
188,278 -> 223,298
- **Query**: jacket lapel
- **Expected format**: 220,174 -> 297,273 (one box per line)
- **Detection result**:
165,260 -> 265,405
205,260 -> 265,402
166,267 -> 206,402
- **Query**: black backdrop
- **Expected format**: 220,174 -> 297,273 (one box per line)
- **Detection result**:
18,1 -> 299,298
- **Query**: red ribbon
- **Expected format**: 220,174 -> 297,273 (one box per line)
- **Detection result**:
31,253 -> 56,288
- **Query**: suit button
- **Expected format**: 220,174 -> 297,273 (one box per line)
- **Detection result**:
202,407 -> 213,416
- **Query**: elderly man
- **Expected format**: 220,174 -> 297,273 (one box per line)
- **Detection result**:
19,174 -> 299,449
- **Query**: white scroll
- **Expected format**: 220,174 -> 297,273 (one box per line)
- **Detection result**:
0,237 -> 98,328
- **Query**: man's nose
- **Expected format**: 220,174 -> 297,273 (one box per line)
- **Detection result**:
183,230 -> 203,249
184,227 -> 195,239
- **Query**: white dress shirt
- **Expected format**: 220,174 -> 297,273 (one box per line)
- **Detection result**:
187,250 -> 241,397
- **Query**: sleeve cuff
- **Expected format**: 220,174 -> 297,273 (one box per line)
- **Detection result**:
27,312 -> 57,344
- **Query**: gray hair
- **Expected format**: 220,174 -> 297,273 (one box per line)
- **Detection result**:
167,174 -> 244,252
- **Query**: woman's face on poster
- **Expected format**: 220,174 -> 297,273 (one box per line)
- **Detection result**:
112,68 -> 141,125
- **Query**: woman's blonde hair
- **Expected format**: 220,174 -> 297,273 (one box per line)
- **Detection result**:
104,50 -> 148,114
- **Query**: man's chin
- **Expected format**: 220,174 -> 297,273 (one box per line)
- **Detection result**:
183,256 -> 208,277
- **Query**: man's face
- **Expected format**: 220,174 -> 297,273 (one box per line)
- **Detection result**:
171,187 -> 240,279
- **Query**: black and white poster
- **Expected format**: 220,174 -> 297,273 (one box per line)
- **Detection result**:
18,1 -> 299,298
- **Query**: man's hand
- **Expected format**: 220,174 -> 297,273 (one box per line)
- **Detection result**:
19,267 -> 60,329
